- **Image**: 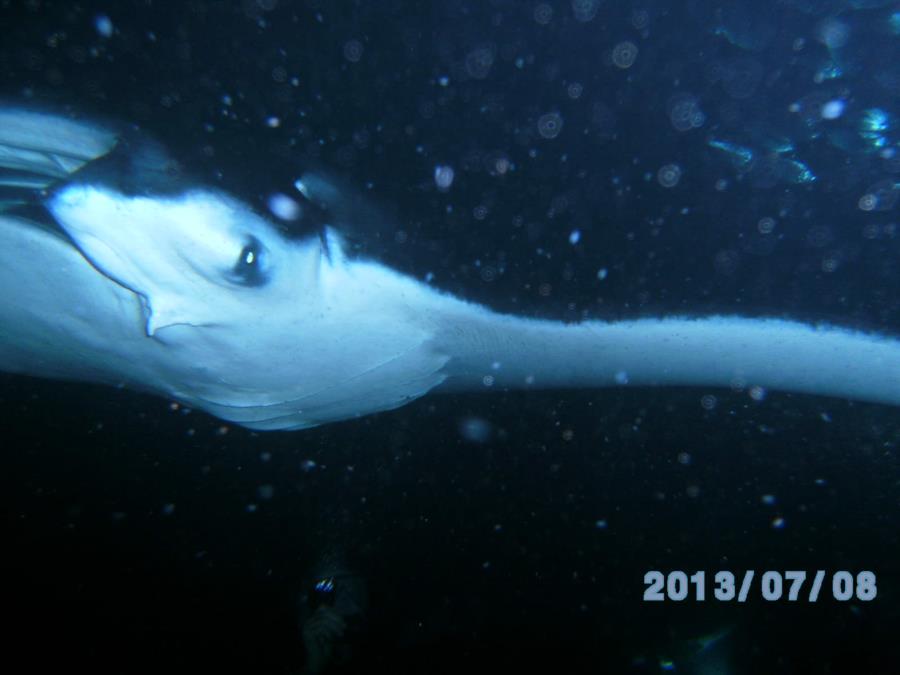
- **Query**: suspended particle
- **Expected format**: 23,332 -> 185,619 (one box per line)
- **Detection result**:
271,66 -> 288,83
268,193 -> 301,221
667,93 -> 704,132
781,158 -> 815,184
821,255 -> 840,273
459,416 -> 493,443
708,138 -> 754,169
94,14 -> 113,38
858,193 -> 878,211
818,19 -> 849,50
858,180 -> 899,211
597,268 -> 608,280
537,112 -> 564,139
533,3 -> 553,25
757,217 -> 776,234
891,11 -> 900,35
572,0 -> 599,23
612,41 -> 639,69
567,81 -> 584,99
631,8 -> 650,30
434,164 -> 455,190
862,222 -> 880,239
569,229 -> 581,244
722,57 -> 763,99
343,39 -> 364,62
713,249 -> 740,276
700,394 -> 718,410
820,99 -> 845,120
491,155 -> 511,175
465,45 -> 495,79
657,163 -> 682,187
860,107 -> 889,133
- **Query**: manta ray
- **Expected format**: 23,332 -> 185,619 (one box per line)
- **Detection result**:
0,106 -> 898,431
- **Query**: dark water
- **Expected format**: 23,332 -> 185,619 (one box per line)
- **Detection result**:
2,1 -> 899,672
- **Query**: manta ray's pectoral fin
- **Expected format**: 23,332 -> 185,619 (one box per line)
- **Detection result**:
0,106 -> 118,211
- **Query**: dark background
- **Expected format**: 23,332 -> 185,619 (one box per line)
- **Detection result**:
2,1 -> 899,672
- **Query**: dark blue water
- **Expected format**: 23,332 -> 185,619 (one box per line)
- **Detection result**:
1,1 -> 899,672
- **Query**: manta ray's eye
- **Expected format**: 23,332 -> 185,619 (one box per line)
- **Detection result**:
229,236 -> 268,286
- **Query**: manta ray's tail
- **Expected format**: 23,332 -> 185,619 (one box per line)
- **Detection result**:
0,106 -> 117,211
436,310 -> 900,407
